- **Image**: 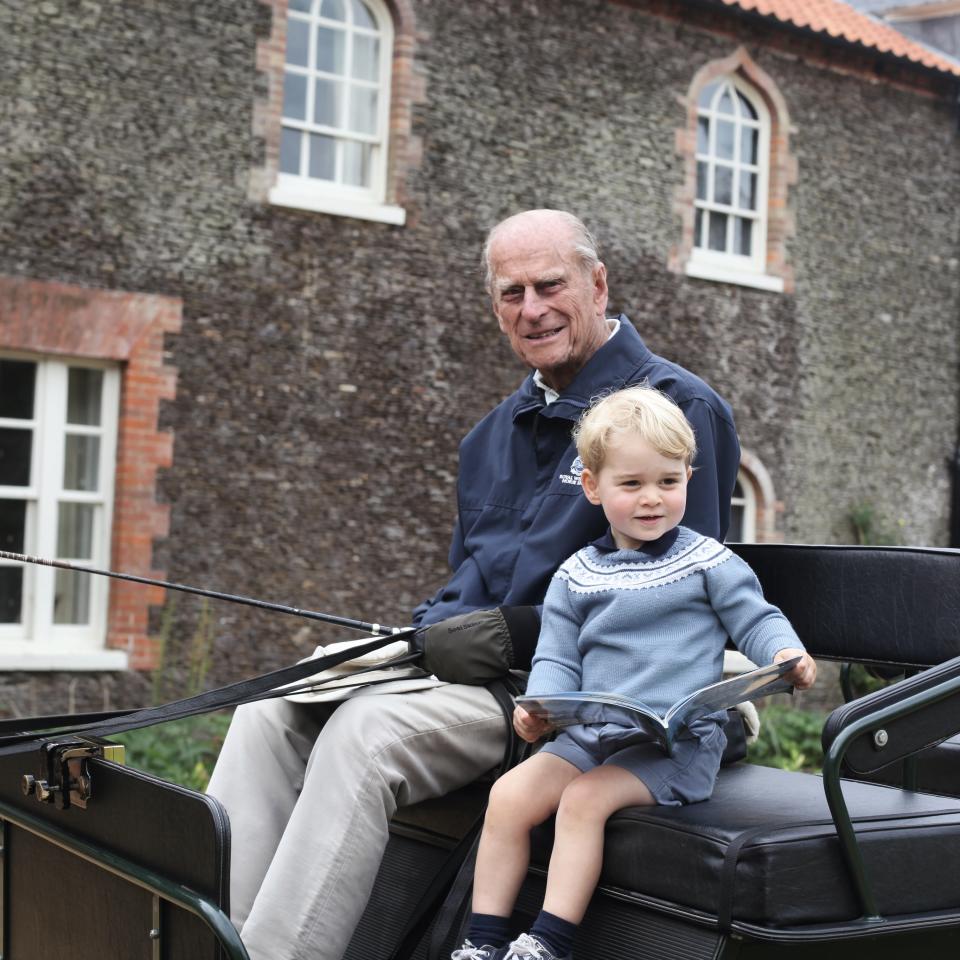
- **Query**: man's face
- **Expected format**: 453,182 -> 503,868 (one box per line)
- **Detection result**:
488,225 -> 610,392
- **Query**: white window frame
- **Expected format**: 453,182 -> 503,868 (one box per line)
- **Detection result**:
0,354 -> 125,670
686,74 -> 783,293
269,0 -> 406,225
724,470 -> 760,675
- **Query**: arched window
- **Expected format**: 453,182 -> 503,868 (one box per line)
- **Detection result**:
263,0 -> 408,225
693,78 -> 768,272
728,472 -> 758,543
670,48 -> 796,293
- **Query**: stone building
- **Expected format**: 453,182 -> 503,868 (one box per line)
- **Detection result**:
0,0 -> 958,710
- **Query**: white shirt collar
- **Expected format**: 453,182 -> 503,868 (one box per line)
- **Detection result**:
533,317 -> 621,406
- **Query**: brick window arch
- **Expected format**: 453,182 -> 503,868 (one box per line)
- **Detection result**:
251,0 -> 423,226
670,47 -> 797,293
729,449 -> 783,544
0,276 -> 180,670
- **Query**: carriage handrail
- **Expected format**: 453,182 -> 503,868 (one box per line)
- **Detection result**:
822,670 -> 960,920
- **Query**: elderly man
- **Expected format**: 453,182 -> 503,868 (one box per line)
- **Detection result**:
207,209 -> 739,960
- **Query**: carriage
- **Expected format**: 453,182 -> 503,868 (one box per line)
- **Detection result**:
1,542 -> 959,959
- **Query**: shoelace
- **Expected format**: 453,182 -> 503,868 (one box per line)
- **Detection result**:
504,933 -> 554,959
452,942 -> 495,960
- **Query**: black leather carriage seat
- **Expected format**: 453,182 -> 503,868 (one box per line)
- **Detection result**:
531,763 -> 960,929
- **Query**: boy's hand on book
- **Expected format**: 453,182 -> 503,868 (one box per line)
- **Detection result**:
513,705 -> 553,743
774,648 -> 817,690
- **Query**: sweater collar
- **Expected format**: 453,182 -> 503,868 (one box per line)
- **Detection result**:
590,526 -> 681,558
510,315 -> 653,423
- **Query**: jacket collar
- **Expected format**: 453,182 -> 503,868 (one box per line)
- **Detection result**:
590,526 -> 681,558
510,315 -> 653,422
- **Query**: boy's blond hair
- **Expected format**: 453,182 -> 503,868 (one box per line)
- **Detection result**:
573,385 -> 697,472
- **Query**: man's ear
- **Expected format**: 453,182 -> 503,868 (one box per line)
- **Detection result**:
581,468 -> 602,505
592,262 -> 609,314
686,465 -> 693,481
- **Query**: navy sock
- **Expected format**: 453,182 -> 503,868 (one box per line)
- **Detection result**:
467,912 -> 511,948
529,910 -> 578,957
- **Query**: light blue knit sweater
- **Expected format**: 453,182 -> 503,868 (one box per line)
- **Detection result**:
525,526 -> 803,717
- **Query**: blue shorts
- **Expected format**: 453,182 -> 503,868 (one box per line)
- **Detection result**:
539,719 -> 727,806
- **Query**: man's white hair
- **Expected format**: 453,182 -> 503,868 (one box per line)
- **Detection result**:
482,210 -> 601,292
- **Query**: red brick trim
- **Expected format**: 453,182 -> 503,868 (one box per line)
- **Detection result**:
250,0 -> 424,211
0,275 -> 181,669
740,448 -> 784,543
669,46 -> 798,293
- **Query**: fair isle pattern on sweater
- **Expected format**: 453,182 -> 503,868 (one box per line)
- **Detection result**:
557,532 -> 730,595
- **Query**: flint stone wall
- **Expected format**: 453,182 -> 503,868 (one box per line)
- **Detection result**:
0,0 -> 957,710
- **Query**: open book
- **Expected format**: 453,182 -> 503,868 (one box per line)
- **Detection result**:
515,656 -> 800,756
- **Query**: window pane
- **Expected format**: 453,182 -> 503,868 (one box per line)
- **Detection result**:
283,71 -> 308,120
734,218 -> 753,256
696,117 -> 709,155
0,567 -> 22,623
0,360 -> 36,419
739,171 -> 757,210
741,126 -> 758,166
348,85 -> 377,135
67,368 -> 103,426
64,435 -> 100,491
314,78 -> 343,126
717,87 -> 734,115
317,25 -> 346,74
308,133 -> 337,180
715,120 -> 734,160
352,33 -> 379,81
54,569 -> 90,625
715,165 -> 732,205
0,499 -> 25,552
280,127 -> 303,174
737,91 -> 758,120
322,0 -> 346,21
0,428 -> 31,486
289,0 -> 312,12
57,502 -> 94,560
708,212 -> 728,251
285,17 -> 310,67
342,140 -> 371,187
352,0 -> 375,29
728,505 -> 744,542
696,161 -> 708,201
694,208 -> 704,249
697,81 -> 719,108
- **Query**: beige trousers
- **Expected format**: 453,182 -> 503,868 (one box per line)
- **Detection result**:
207,683 -> 506,960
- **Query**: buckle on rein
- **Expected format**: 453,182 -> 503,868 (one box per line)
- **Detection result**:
21,738 -> 126,810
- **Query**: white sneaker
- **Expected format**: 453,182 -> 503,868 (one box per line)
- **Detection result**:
451,939 -> 501,960
503,932 -> 570,960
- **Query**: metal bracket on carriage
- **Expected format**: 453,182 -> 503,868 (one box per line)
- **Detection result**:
21,738 -> 125,810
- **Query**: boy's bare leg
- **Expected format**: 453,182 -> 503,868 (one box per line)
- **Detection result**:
542,765 -> 655,923
472,753 -> 582,917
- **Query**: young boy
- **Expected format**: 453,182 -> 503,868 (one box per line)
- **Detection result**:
452,386 -> 816,960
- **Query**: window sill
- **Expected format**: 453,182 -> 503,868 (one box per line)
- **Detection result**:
269,183 -> 406,225
0,648 -> 129,671
685,260 -> 784,293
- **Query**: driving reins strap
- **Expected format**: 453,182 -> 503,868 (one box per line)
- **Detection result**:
0,631 -> 414,755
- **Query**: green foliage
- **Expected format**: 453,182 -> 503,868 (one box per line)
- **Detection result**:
747,705 -> 827,773
111,595 -> 227,791
112,712 -> 232,792
849,501 -> 903,546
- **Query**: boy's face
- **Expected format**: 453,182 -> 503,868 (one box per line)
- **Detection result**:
580,434 -> 691,550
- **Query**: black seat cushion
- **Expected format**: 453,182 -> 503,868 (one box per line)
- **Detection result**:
531,764 -> 960,929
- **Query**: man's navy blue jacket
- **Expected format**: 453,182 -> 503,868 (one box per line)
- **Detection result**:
413,317 -> 740,627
